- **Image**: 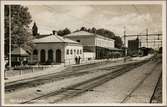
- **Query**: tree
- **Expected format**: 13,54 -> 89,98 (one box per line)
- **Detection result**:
80,26 -> 87,31
64,28 -> 71,35
5,5 -> 33,56
32,22 -> 38,37
91,27 -> 96,33
96,28 -> 123,48
57,28 -> 71,36
159,47 -> 162,53
113,36 -> 122,48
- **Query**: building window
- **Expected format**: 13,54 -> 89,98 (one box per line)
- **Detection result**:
70,49 -> 73,55
33,49 -> 38,55
48,49 -> 53,63
40,49 -> 46,63
67,49 -> 69,55
80,50 -> 82,54
77,49 -> 79,54
74,49 -> 76,54
77,40 -> 80,42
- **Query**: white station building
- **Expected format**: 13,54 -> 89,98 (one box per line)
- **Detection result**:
31,33 -> 83,64
30,31 -> 121,65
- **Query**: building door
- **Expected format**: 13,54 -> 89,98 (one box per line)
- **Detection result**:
40,49 -> 45,63
48,49 -> 53,63
56,49 -> 61,63
33,49 -> 38,62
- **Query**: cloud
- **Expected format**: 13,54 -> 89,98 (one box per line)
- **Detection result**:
28,5 -> 95,33
27,5 -> 162,36
88,12 -> 160,37
65,5 -> 94,19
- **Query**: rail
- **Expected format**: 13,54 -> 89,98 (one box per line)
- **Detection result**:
20,60 -> 148,104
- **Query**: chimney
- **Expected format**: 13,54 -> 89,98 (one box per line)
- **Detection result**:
52,30 -> 56,35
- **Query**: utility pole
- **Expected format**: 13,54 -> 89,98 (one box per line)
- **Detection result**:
123,26 -> 127,62
137,34 -> 140,55
146,28 -> 148,48
124,27 -> 126,54
158,34 -> 162,48
123,32 -> 162,53
153,36 -> 155,50
9,5 -> 12,70
157,34 -> 159,49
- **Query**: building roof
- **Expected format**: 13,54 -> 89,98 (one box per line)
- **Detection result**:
65,31 -> 95,37
11,47 -> 29,56
108,47 -> 123,51
36,34 -> 51,39
32,34 -> 79,44
65,31 -> 114,41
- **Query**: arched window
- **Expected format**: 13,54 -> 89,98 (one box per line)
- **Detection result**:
70,49 -> 73,55
40,49 -> 46,63
74,49 -> 76,54
48,49 -> 53,63
67,49 -> 69,55
56,49 -> 61,63
33,49 -> 38,55
77,49 -> 79,54
80,49 -> 82,54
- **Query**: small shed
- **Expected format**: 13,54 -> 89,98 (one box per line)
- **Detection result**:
11,47 -> 29,66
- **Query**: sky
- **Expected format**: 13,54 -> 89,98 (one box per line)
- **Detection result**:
26,4 -> 162,48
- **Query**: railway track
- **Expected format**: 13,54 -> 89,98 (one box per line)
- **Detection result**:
5,60 -> 117,92
149,72 -> 162,103
121,60 -> 162,103
20,60 -> 148,104
5,60 -> 143,93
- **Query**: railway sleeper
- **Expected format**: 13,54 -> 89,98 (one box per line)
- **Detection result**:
21,60 -> 150,104
66,88 -> 94,91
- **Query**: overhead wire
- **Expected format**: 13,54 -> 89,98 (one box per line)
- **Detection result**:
43,5 -> 103,31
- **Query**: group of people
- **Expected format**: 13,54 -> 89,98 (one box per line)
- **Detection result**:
75,56 -> 81,64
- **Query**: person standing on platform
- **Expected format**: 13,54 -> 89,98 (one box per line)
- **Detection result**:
75,56 -> 78,64
78,56 -> 81,64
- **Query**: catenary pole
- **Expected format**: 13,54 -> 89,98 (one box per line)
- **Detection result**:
123,26 -> 127,62
124,26 -> 126,56
146,28 -> 148,48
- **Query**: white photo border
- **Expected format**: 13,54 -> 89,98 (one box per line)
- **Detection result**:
0,0 -> 166,106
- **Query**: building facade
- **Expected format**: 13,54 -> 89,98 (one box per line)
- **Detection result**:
31,34 -> 83,64
65,31 -> 118,59
128,38 -> 140,56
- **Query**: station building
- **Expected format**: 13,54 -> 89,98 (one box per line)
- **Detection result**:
128,37 -> 141,56
31,33 -> 83,64
30,30 -> 122,65
64,31 -> 120,59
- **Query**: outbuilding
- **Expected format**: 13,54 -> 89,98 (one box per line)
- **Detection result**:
11,47 -> 29,66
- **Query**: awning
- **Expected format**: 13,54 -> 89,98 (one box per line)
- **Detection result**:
108,47 -> 123,51
11,47 -> 29,56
